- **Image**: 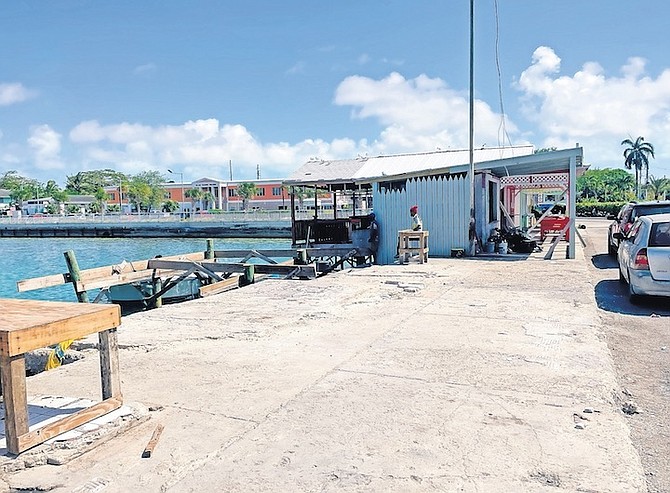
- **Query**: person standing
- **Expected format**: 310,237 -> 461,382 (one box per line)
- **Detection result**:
410,205 -> 422,231
396,205 -> 423,258
368,212 -> 379,264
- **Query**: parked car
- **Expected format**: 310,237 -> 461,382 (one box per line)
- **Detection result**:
607,200 -> 670,255
615,213 -> 670,302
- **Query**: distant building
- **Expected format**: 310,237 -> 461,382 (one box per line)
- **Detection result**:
0,189 -> 11,213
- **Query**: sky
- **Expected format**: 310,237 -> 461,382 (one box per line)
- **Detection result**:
2,0 -> 670,186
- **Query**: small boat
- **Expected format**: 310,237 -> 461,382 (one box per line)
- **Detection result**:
107,275 -> 203,311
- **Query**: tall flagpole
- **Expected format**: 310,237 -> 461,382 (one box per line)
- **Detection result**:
468,0 -> 476,255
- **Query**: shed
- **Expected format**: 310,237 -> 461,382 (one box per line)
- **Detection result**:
285,145 -> 584,264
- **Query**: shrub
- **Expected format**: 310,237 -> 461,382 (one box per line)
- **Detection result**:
576,201 -> 626,217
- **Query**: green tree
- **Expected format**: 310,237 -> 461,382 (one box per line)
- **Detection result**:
126,171 -> 166,213
236,182 -> 257,210
646,175 -> 669,200
577,168 -> 635,202
0,170 -> 36,191
185,188 -> 204,211
93,187 -> 109,214
65,169 -> 127,195
162,199 -> 180,213
622,137 -> 655,199
292,186 -> 316,210
202,191 -> 215,210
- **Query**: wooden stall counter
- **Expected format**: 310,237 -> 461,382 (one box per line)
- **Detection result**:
0,299 -> 121,455
398,229 -> 430,264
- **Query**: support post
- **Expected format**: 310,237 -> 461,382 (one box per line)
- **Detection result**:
99,328 -> 122,400
206,239 -> 214,260
64,250 -> 89,303
568,153 -> 577,259
153,277 -> 163,308
0,354 -> 28,454
240,264 -> 255,286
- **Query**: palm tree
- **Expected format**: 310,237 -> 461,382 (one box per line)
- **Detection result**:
622,136 -> 655,199
202,191 -> 215,210
185,188 -> 204,211
236,182 -> 257,210
646,175 -> 669,200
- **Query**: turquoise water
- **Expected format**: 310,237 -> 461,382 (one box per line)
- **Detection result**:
0,237 -> 291,302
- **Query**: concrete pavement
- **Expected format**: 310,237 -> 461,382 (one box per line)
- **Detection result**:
4,240 -> 645,492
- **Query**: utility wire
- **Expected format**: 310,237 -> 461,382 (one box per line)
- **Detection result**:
494,0 -> 514,155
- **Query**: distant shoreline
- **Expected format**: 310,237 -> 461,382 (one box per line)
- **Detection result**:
0,219 -> 291,238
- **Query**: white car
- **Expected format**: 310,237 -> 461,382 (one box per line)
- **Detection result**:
616,213 -> 670,302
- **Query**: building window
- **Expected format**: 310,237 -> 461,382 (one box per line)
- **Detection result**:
272,187 -> 282,196
255,188 -> 265,196
228,189 -> 237,197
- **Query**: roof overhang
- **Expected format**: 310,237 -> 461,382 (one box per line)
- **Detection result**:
364,147 -> 584,183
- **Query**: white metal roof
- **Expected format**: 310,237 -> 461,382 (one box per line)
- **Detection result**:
285,145 -> 535,186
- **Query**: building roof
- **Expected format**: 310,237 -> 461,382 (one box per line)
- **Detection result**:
285,145 -> 536,188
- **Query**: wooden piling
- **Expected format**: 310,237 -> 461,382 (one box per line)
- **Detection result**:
240,264 -> 255,286
63,250 -> 89,303
206,239 -> 214,260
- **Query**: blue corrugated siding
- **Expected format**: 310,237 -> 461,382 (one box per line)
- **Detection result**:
372,174 -> 470,264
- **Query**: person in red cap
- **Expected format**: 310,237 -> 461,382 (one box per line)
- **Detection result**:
396,205 -> 423,258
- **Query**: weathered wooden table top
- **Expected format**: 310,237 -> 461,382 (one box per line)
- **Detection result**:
0,299 -> 120,357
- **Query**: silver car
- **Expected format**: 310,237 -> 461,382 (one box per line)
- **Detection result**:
616,213 -> 670,302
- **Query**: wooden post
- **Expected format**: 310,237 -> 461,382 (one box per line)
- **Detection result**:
64,250 -> 89,303
297,248 -> 308,265
153,277 -> 163,308
290,189 -> 296,245
240,264 -> 255,286
0,354 -> 29,454
205,239 -> 214,260
99,327 -> 122,400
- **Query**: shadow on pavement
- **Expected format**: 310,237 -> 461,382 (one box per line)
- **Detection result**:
591,253 -> 617,270
595,279 -> 670,316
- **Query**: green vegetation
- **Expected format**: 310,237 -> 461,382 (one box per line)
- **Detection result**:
622,136 -> 655,199
577,168 -> 635,202
236,182 -> 258,210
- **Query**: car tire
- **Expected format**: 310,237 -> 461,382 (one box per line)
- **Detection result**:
608,238 -> 617,256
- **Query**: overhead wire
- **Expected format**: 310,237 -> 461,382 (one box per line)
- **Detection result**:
494,0 -> 514,157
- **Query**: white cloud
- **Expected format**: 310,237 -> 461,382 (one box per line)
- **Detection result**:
516,46 -> 670,168
27,125 -> 64,170
334,72 -> 518,152
0,82 -> 37,106
68,119 -> 340,179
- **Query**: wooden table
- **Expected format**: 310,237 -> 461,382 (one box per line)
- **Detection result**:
0,299 -> 121,455
398,229 -> 430,264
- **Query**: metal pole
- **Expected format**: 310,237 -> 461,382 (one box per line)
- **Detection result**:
468,0 -> 476,255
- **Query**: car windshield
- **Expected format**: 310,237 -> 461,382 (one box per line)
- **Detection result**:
649,222 -> 670,247
632,204 -> 670,220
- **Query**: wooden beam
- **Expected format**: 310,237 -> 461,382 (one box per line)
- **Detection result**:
16,272 -> 71,293
16,396 -> 123,453
99,328 -> 121,400
198,276 -> 240,297
141,424 -> 165,458
0,354 -> 28,454
16,251 -> 206,293
148,259 -> 249,274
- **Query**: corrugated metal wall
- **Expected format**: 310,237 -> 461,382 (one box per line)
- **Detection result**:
372,174 -> 470,264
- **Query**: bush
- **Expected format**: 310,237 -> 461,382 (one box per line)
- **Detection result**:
576,201 -> 626,217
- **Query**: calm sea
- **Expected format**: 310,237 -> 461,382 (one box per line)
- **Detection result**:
0,237 -> 291,302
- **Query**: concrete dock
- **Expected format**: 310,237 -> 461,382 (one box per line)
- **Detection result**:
3,241 -> 645,492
